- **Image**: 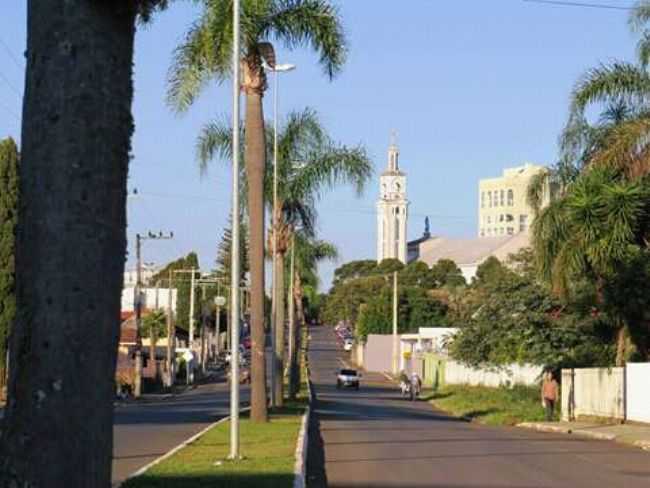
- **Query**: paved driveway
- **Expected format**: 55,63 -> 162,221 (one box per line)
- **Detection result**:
307,326 -> 650,488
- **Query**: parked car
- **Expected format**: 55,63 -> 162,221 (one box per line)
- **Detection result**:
336,368 -> 361,389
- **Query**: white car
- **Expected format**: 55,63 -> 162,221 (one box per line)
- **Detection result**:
336,368 -> 361,389
343,338 -> 354,351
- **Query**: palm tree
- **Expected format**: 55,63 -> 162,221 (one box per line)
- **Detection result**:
288,232 -> 338,398
198,108 -> 371,404
168,0 -> 346,422
531,167 -> 650,365
1,2 -> 169,486
554,2 -> 650,180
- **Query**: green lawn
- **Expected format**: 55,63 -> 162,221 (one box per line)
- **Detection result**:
428,384 -> 559,426
122,402 -> 306,488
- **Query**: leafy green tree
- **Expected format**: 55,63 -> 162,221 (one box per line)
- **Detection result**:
332,259 -> 378,285
2,2 -> 171,486
473,256 -> 513,288
322,275 -> 386,326
429,259 -> 466,288
376,258 -> 404,275
168,0 -> 347,424
151,253 -> 201,332
404,287 -> 448,329
399,261 -> 433,288
448,273 -> 614,369
0,138 -> 18,388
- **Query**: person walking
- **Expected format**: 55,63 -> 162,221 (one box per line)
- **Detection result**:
541,371 -> 559,421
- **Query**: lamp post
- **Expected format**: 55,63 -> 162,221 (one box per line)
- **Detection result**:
392,271 -> 399,376
229,0 -> 241,460
214,295 -> 226,355
267,61 -> 296,407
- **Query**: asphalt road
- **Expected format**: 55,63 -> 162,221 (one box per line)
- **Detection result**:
307,326 -> 650,488
112,376 -> 250,486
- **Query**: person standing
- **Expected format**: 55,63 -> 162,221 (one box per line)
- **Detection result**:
541,371 -> 559,421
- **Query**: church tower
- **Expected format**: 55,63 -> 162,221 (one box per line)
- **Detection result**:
377,135 -> 409,263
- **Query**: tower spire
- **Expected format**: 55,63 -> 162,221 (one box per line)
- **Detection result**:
388,130 -> 399,172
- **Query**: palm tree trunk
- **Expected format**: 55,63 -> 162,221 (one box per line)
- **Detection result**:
291,271 -> 306,397
243,62 -> 268,423
273,250 -> 285,407
0,2 -> 135,486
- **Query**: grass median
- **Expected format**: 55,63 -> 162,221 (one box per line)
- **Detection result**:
427,384 -> 559,426
122,400 -> 307,488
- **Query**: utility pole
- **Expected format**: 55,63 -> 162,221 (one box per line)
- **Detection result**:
134,233 -> 144,398
392,271 -> 399,376
166,269 -> 175,389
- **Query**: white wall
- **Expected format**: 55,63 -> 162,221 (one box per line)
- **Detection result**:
626,363 -> 650,423
121,287 -> 178,313
562,368 -> 625,421
459,264 -> 478,283
445,361 -> 541,388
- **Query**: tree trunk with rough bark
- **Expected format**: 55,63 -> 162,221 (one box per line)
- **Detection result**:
0,2 -> 135,486
291,271 -> 305,397
243,60 -> 268,423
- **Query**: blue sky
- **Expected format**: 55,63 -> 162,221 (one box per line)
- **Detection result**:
0,0 -> 638,289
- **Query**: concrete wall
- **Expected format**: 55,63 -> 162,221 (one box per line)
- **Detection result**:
626,363 -> 650,423
562,367 -> 625,421
445,361 -> 541,388
364,334 -> 394,373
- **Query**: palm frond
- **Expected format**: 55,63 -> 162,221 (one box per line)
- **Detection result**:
267,0 -> 347,79
570,62 -> 650,117
588,111 -> 650,178
166,3 -> 233,113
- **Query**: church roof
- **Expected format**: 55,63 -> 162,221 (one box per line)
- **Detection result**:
417,232 -> 530,267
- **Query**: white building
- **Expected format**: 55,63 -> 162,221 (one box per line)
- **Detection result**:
377,137 -> 409,263
478,163 -> 549,238
416,232 -> 531,283
123,264 -> 159,287
121,287 -> 178,313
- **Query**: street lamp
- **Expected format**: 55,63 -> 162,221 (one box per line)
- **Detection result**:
229,0 -> 242,460
265,61 -> 296,407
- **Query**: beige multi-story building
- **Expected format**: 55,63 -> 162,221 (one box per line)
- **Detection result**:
478,163 -> 548,238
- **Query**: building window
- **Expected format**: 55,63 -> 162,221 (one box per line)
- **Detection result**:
488,191 -> 492,208
500,227 -> 505,235
519,214 -> 528,232
499,214 -> 504,223
507,227 -> 514,235
480,229 -> 485,237
507,189 -> 514,206
481,192 -> 485,208
500,190 -> 505,207
487,228 -> 492,236
487,216 -> 492,224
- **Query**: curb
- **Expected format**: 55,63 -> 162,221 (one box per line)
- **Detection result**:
516,422 -> 650,449
293,338 -> 315,488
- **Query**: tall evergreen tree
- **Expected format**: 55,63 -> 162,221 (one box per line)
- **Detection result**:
215,214 -> 249,284
0,137 -> 19,388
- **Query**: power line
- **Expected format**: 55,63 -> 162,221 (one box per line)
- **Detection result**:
522,0 -> 634,10
0,70 -> 22,98
0,99 -> 20,122
0,35 -> 24,71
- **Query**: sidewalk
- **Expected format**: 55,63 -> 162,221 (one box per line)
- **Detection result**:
518,421 -> 650,450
